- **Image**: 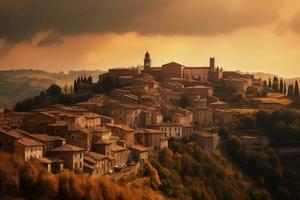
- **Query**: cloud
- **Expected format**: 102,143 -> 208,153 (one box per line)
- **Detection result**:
0,0 -> 282,44
0,40 -> 14,58
37,31 -> 64,47
289,10 -> 300,34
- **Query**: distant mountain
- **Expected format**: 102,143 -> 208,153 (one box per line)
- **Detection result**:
0,69 -> 104,109
253,72 -> 300,85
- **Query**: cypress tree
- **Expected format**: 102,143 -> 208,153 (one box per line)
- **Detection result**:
268,78 -> 272,89
288,84 -> 294,97
280,78 -> 284,93
74,79 -> 77,93
272,76 -> 279,92
284,81 -> 287,95
294,81 -> 299,97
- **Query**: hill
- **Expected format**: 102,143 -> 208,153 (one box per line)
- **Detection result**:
0,69 -> 104,109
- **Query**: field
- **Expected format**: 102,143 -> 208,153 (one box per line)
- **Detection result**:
230,108 -> 258,114
253,93 -> 292,106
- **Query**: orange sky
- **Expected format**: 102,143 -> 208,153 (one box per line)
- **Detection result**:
1,0 -> 300,77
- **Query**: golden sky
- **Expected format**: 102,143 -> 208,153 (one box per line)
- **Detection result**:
1,0 -> 300,77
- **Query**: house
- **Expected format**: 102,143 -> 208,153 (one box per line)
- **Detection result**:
27,134 -> 66,155
0,128 -> 25,153
106,123 -> 135,146
110,144 -> 129,167
31,157 -> 64,173
14,137 -> 44,161
48,144 -> 84,171
172,110 -> 193,138
150,123 -> 183,138
128,145 -> 150,161
192,132 -> 220,152
83,151 -> 111,176
193,107 -> 213,130
135,128 -> 168,153
93,139 -> 113,156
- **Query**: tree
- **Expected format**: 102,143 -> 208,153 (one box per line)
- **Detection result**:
64,84 -> 68,94
294,81 -> 299,97
280,78 -> 284,93
272,76 -> 279,92
262,81 -> 269,97
88,76 -> 93,84
46,84 -> 62,97
284,81 -> 287,95
268,78 -> 272,89
73,79 -> 77,93
288,84 -> 294,97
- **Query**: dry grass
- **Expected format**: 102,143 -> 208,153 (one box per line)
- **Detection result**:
230,108 -> 258,114
252,93 -> 292,106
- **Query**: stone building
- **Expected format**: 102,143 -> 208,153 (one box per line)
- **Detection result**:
27,134 -> 66,155
135,128 -> 168,153
83,151 -> 111,176
150,123 -> 183,139
192,107 -> 214,130
49,144 -> 84,171
106,123 -> 135,146
14,137 -> 44,161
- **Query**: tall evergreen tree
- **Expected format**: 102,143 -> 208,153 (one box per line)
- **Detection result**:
294,81 -> 299,97
288,84 -> 294,97
88,76 -> 93,84
284,81 -> 287,95
64,84 -> 68,94
268,78 -> 272,89
280,78 -> 284,93
74,79 -> 78,93
272,76 -> 279,92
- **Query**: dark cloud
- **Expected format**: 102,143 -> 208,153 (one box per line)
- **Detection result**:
289,10 -> 300,34
37,31 -> 63,47
0,0 -> 280,44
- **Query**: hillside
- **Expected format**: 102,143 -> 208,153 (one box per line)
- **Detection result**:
0,69 -> 104,109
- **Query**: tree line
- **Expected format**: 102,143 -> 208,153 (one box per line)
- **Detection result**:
263,76 -> 299,98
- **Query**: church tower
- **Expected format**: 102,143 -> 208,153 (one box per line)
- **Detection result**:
144,51 -> 151,71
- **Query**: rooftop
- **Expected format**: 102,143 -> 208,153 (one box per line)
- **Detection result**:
28,134 -> 65,142
50,144 -> 84,152
17,137 -> 43,147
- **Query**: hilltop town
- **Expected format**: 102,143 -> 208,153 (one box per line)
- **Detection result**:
1,52 -> 300,199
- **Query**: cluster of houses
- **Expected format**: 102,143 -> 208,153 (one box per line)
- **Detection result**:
0,52 -> 266,177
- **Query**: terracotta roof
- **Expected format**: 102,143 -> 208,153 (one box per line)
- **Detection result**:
17,137 -> 43,147
129,145 -> 149,152
32,157 -> 53,164
0,129 -> 25,139
95,139 -> 113,145
162,62 -> 184,66
50,144 -> 84,152
137,128 -> 164,134
84,151 -> 107,161
28,134 -> 65,142
111,144 -> 127,152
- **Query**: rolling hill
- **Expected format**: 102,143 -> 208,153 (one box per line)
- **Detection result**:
0,69 -> 104,109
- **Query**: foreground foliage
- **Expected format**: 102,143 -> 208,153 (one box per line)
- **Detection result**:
142,139 -> 269,200
0,153 -> 163,200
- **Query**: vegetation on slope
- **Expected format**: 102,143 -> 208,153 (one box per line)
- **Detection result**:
141,139 -> 271,200
0,152 -> 163,200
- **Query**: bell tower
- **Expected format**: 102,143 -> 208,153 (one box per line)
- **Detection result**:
144,51 -> 151,71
